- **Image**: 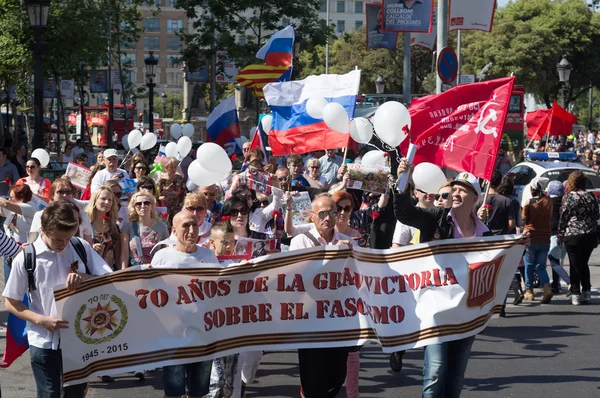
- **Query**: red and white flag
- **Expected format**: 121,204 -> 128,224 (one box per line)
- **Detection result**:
402,76 -> 515,181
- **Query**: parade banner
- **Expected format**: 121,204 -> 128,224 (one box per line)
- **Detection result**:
366,3 -> 399,51
449,0 -> 496,32
55,235 -> 526,385
410,4 -> 436,51
382,0 -> 434,33
346,164 -> 391,194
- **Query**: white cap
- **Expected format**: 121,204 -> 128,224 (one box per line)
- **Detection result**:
103,148 -> 119,158
451,172 -> 482,196
531,177 -> 549,192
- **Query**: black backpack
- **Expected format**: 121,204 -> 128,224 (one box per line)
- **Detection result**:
24,237 -> 90,292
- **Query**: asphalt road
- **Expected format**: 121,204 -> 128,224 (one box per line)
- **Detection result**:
2,253 -> 600,397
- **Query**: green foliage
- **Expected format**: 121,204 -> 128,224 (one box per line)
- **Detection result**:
297,27 -> 434,95
175,0 -> 331,73
461,0 -> 600,107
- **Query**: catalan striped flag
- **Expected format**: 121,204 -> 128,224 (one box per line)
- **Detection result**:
236,26 -> 295,97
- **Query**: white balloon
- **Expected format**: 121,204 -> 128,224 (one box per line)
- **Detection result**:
170,123 -> 182,139
323,102 -> 349,134
128,129 -> 143,149
360,150 -> 387,167
260,115 -> 273,133
177,136 -> 192,158
196,142 -> 232,174
373,101 -> 411,147
121,134 -> 130,151
349,118 -> 374,144
188,160 -> 230,187
31,149 -> 49,168
182,123 -> 195,137
140,132 -> 157,151
165,142 -> 179,158
412,162 -> 447,194
306,97 -> 328,119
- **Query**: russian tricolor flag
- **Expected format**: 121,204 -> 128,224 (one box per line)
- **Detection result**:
256,25 -> 295,67
1,295 -> 29,367
206,96 -> 241,147
263,70 -> 361,156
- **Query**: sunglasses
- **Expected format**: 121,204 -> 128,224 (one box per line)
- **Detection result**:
26,165 -> 37,169
336,205 -> 353,213
229,209 -> 249,216
314,210 -> 338,220
186,206 -> 206,213
278,177 -> 289,182
134,166 -> 147,171
140,185 -> 154,190
57,189 -> 73,195
435,192 -> 450,201
135,201 -> 151,208
309,166 -> 320,169
416,189 -> 435,197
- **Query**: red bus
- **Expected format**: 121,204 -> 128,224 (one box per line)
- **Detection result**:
67,104 -> 134,147
501,85 -> 525,154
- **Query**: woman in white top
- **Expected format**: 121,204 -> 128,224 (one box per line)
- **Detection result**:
59,142 -> 75,166
231,184 -> 282,234
0,184 -> 37,244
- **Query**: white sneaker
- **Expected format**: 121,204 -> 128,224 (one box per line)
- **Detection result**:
572,295 -> 581,306
582,291 -> 592,302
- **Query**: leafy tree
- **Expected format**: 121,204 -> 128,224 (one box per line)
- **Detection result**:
175,0 -> 331,97
297,27 -> 434,96
460,0 -> 600,108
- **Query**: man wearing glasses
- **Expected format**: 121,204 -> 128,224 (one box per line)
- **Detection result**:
90,149 -> 130,193
289,194 -> 353,398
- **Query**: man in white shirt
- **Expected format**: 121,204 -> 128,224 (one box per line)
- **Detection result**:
3,201 -> 112,397
319,149 -> 343,187
90,149 -> 129,193
289,194 -> 353,398
151,211 -> 218,398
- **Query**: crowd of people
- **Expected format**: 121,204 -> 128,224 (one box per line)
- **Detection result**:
1,135 -> 598,398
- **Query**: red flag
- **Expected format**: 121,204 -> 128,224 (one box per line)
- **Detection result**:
547,100 -> 577,137
526,108 -> 551,140
402,77 -> 515,181
526,102 -> 577,139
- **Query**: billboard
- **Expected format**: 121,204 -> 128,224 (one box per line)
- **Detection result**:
43,80 -> 57,98
410,4 -> 436,51
366,2 -> 399,51
90,70 -> 108,93
449,0 -> 496,32
216,51 -> 239,83
382,0 -> 434,33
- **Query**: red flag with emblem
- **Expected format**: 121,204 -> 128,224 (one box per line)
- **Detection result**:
401,77 -> 515,181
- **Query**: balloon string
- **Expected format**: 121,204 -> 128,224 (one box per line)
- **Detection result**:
119,150 -> 131,167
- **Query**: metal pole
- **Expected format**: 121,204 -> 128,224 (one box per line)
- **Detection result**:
457,30 -> 462,85
107,14 -> 114,147
436,0 -> 448,94
55,86 -> 60,156
403,33 -> 411,106
561,85 -> 568,110
32,32 -> 45,150
325,0 -> 330,74
588,84 -> 593,130
148,83 -> 155,133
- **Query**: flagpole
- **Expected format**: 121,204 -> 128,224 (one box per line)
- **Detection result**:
325,0 -> 330,74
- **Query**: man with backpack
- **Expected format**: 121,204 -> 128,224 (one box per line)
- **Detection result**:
3,201 -> 113,397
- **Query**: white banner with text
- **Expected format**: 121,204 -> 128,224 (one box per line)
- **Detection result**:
55,235 -> 526,385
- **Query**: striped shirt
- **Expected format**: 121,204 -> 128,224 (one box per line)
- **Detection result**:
0,229 -> 20,257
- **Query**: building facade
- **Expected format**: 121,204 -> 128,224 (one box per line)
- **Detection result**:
318,0 -> 367,34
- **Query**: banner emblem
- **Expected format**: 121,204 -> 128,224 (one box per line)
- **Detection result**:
75,295 -> 128,345
474,99 -> 500,137
467,256 -> 504,308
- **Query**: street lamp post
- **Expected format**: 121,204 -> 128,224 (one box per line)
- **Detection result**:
26,0 -> 50,150
556,54 -> 572,110
144,52 -> 158,133
161,92 -> 167,118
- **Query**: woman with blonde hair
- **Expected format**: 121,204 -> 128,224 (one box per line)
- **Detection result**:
85,186 -> 128,271
122,191 -> 169,266
158,156 -> 186,229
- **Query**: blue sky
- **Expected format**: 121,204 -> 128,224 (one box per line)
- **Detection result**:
497,0 -> 510,7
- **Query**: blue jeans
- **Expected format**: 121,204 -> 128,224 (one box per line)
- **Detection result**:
523,242 -> 550,288
29,346 -> 87,398
163,361 -> 212,397
423,336 -> 476,398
